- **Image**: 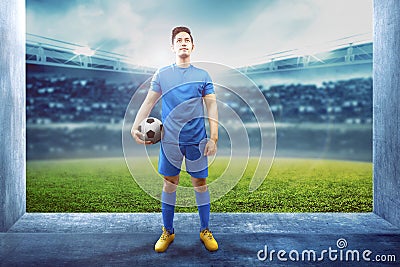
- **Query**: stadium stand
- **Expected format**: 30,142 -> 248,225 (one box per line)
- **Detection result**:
26,76 -> 372,125
26,75 -> 372,161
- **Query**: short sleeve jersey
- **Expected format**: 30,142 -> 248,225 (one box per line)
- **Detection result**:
150,64 -> 215,145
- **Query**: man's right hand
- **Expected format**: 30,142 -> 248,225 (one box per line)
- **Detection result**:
132,129 -> 152,145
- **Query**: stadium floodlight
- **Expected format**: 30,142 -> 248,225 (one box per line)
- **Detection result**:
73,46 -> 95,57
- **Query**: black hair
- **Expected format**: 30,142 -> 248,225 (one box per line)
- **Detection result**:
171,26 -> 193,44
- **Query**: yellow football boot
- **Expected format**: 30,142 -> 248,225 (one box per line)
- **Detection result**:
154,227 -> 175,253
200,228 -> 218,251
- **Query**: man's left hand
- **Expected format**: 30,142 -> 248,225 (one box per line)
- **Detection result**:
204,139 -> 217,156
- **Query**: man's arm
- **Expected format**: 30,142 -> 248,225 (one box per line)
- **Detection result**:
203,93 -> 218,156
131,90 -> 161,144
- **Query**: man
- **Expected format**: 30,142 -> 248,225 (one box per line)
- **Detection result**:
131,26 -> 219,253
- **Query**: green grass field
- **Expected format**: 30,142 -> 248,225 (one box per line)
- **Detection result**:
27,157 -> 372,213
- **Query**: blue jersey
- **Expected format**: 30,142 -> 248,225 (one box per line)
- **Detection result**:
150,64 -> 214,145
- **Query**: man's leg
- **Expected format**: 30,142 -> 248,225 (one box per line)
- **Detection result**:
155,142 -> 182,252
162,175 -> 179,233
191,177 -> 210,230
154,175 -> 179,253
192,177 -> 218,251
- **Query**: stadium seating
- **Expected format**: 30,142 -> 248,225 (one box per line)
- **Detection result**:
26,76 -> 372,160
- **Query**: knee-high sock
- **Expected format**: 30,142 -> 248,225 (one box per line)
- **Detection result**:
195,190 -> 210,231
161,191 -> 176,233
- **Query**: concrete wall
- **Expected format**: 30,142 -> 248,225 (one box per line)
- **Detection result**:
373,0 -> 400,228
0,0 -> 26,231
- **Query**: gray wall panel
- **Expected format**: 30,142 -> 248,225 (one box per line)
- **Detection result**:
373,0 -> 400,227
0,0 -> 26,231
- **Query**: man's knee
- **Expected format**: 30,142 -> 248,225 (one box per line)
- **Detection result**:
163,175 -> 179,193
191,177 -> 208,192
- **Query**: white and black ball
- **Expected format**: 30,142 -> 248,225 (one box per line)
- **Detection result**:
138,117 -> 163,144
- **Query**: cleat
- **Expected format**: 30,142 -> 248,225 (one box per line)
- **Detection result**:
154,227 -> 175,253
200,228 -> 218,251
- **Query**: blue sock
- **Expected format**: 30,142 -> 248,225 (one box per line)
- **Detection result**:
195,190 -> 210,232
161,191 -> 176,233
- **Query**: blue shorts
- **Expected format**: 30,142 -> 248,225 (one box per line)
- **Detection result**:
158,141 -> 208,178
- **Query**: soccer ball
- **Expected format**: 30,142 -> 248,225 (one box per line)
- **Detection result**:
138,117 -> 163,144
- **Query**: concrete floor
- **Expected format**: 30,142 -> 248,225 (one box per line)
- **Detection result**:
1,213 -> 400,266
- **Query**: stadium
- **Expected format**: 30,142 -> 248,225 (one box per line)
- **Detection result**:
23,31 -> 375,214
26,33 -> 372,161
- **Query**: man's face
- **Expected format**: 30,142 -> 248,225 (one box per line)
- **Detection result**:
171,31 -> 194,58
